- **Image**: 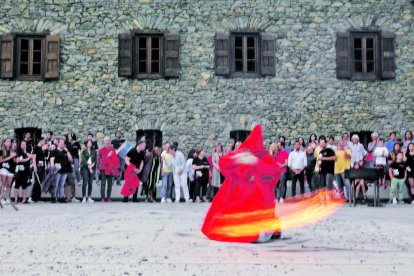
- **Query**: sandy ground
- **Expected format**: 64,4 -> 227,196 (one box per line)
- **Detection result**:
1,201 -> 413,276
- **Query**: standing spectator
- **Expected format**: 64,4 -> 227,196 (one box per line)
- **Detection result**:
50,138 -> 72,203
305,146 -> 316,193
210,143 -> 223,200
268,143 -> 277,156
224,144 -> 233,155
140,147 -> 154,201
147,146 -> 161,202
366,133 -> 379,168
313,140 -> 323,189
403,130 -> 413,149
327,136 -> 338,152
0,138 -> 16,204
386,132 -> 397,153
171,142 -> 190,203
342,133 -> 352,149
298,137 -> 306,151
352,161 -> 368,204
97,136 -> 119,202
160,142 -> 173,203
68,133 -> 81,186
192,147 -> 209,202
13,141 -> 35,204
349,134 -> 367,168
373,138 -> 389,188
388,142 -> 402,165
334,140 -> 352,199
84,132 -> 99,150
30,138 -> 47,202
23,132 -> 34,153
186,149 -> 197,202
45,131 -> 54,147
124,141 -> 146,202
318,136 -> 336,190
404,143 -> 414,204
111,130 -> 125,186
308,133 -> 318,149
279,136 -> 291,153
275,141 -> 289,202
288,141 -> 307,197
80,140 -> 97,203
388,152 -> 407,204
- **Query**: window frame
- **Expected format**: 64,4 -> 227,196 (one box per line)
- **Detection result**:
133,32 -> 164,79
230,32 -> 261,78
350,31 -> 380,81
15,34 -> 46,81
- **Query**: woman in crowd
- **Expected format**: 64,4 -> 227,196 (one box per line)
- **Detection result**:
0,138 -> 16,204
308,133 -> 318,149
50,138 -> 73,203
268,143 -> 277,156
186,149 -> 197,202
147,146 -> 161,202
13,141 -> 34,204
404,143 -> 414,204
80,140 -> 97,203
298,137 -> 306,151
192,147 -> 209,202
211,143 -> 223,200
349,134 -> 367,168
403,130 -> 413,149
68,133 -> 82,186
352,160 -> 368,204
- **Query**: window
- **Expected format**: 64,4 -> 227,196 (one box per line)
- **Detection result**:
230,130 -> 251,144
336,31 -> 395,80
14,127 -> 42,145
215,32 -> 276,78
0,34 -> 60,80
118,32 -> 180,79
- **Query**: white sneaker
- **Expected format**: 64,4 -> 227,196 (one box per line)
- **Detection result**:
72,198 -> 80,203
393,197 -> 397,204
166,198 -> 172,203
27,197 -> 34,203
411,200 -> 414,205
175,199 -> 180,203
279,198 -> 284,204
5,198 -> 10,204
185,198 -> 191,203
161,197 -> 166,203
87,197 -> 94,203
0,199 -> 5,205
82,197 -> 87,203
77,182 -> 81,187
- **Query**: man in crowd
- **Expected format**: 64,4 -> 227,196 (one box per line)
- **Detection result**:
318,136 -> 336,190
386,131 -> 397,153
97,136 -> 119,202
170,142 -> 190,203
275,141 -> 289,202
111,130 -> 125,185
123,140 -> 146,202
288,140 -> 307,197
160,142 -> 174,203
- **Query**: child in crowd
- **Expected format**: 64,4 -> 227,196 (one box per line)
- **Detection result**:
373,138 -> 389,188
388,152 -> 407,204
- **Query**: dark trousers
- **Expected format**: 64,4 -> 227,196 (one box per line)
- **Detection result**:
305,171 -> 315,192
82,167 -> 94,197
188,179 -> 195,200
31,168 -> 44,201
291,170 -> 305,197
195,178 -> 207,198
100,171 -> 113,199
275,172 -> 287,200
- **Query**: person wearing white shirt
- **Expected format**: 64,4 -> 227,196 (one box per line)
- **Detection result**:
171,142 -> 190,203
288,141 -> 307,197
374,138 -> 389,187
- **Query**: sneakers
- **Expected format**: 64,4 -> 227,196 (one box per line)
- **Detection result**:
166,198 -> 172,203
106,198 -> 111,203
72,198 -> 80,203
122,197 -> 128,203
5,198 -> 10,205
279,198 -> 284,204
27,197 -> 34,204
175,199 -> 180,203
82,197 -> 87,203
393,197 -> 397,205
77,182 -> 81,187
51,198 -> 57,203
100,198 -> 105,203
0,198 -> 6,206
59,198 -> 67,203
161,197 -> 166,203
87,197 -> 94,203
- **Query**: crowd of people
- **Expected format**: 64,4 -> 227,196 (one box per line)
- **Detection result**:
1,129 -> 414,206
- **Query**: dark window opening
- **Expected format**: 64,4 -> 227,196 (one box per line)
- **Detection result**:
352,35 -> 377,76
232,34 -> 258,75
135,35 -> 162,77
350,131 -> 372,149
230,130 -> 251,145
136,129 -> 163,150
17,37 -> 44,80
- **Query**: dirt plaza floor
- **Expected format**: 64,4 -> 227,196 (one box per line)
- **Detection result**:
0,201 -> 413,276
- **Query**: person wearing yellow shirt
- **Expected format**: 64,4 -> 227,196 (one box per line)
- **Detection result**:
335,140 -> 352,200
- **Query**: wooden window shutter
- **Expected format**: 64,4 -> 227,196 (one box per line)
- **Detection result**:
215,32 -> 230,76
336,32 -> 351,79
118,33 -> 133,77
380,32 -> 396,80
44,35 -> 60,79
164,33 -> 180,78
260,33 -> 276,76
0,34 -> 15,78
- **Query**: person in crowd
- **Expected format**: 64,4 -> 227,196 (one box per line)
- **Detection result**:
84,132 -> 99,150
366,132 -> 379,168
403,143 -> 414,204
279,136 -> 291,153
373,138 -> 389,188
124,140 -> 146,202
349,134 -> 367,168
111,130 -> 125,186
288,140 -> 307,197
45,131 -> 54,147
13,141 -> 35,204
327,136 -> 337,152
298,137 -> 306,151
97,136 -> 119,202
308,133 -> 318,149
0,138 -> 16,205
210,143 -> 224,201
140,146 -> 154,201
64,137 -> 79,203
224,144 -> 233,156
29,137 -> 47,203
386,131 -> 397,153
342,133 -> 353,149
268,143 -> 277,156
234,141 -> 242,150
403,130 -> 413,149
50,138 -> 72,203
68,133 -> 81,187
388,152 -> 407,204
275,141 -> 289,202
313,138 -> 323,189
80,140 -> 97,203
192,147 -> 210,202
318,136 -> 336,190
171,142 -> 190,203
160,142 -> 173,203
352,160 -> 368,204
23,132 -> 34,153
186,149 -> 197,202
334,140 -> 352,200
388,142 -> 402,164
147,146 -> 161,202
305,145 -> 316,193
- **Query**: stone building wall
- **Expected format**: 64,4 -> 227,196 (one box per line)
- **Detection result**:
0,0 -> 413,152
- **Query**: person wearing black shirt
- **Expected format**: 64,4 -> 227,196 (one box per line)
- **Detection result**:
404,143 -> 414,204
68,133 -> 82,186
192,148 -> 210,202
13,141 -> 35,204
0,138 -> 17,204
123,141 -> 146,202
23,132 -> 34,154
112,130 -> 125,186
318,136 -> 336,190
50,138 -> 72,203
30,138 -> 46,202
389,152 -> 407,204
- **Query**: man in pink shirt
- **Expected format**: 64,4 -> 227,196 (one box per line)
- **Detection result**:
274,141 -> 289,203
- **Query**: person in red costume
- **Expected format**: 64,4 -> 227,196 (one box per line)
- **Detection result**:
202,124 -> 282,243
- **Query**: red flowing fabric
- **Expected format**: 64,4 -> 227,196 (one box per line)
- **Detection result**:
120,164 -> 140,197
201,124 -> 282,243
98,147 -> 120,177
